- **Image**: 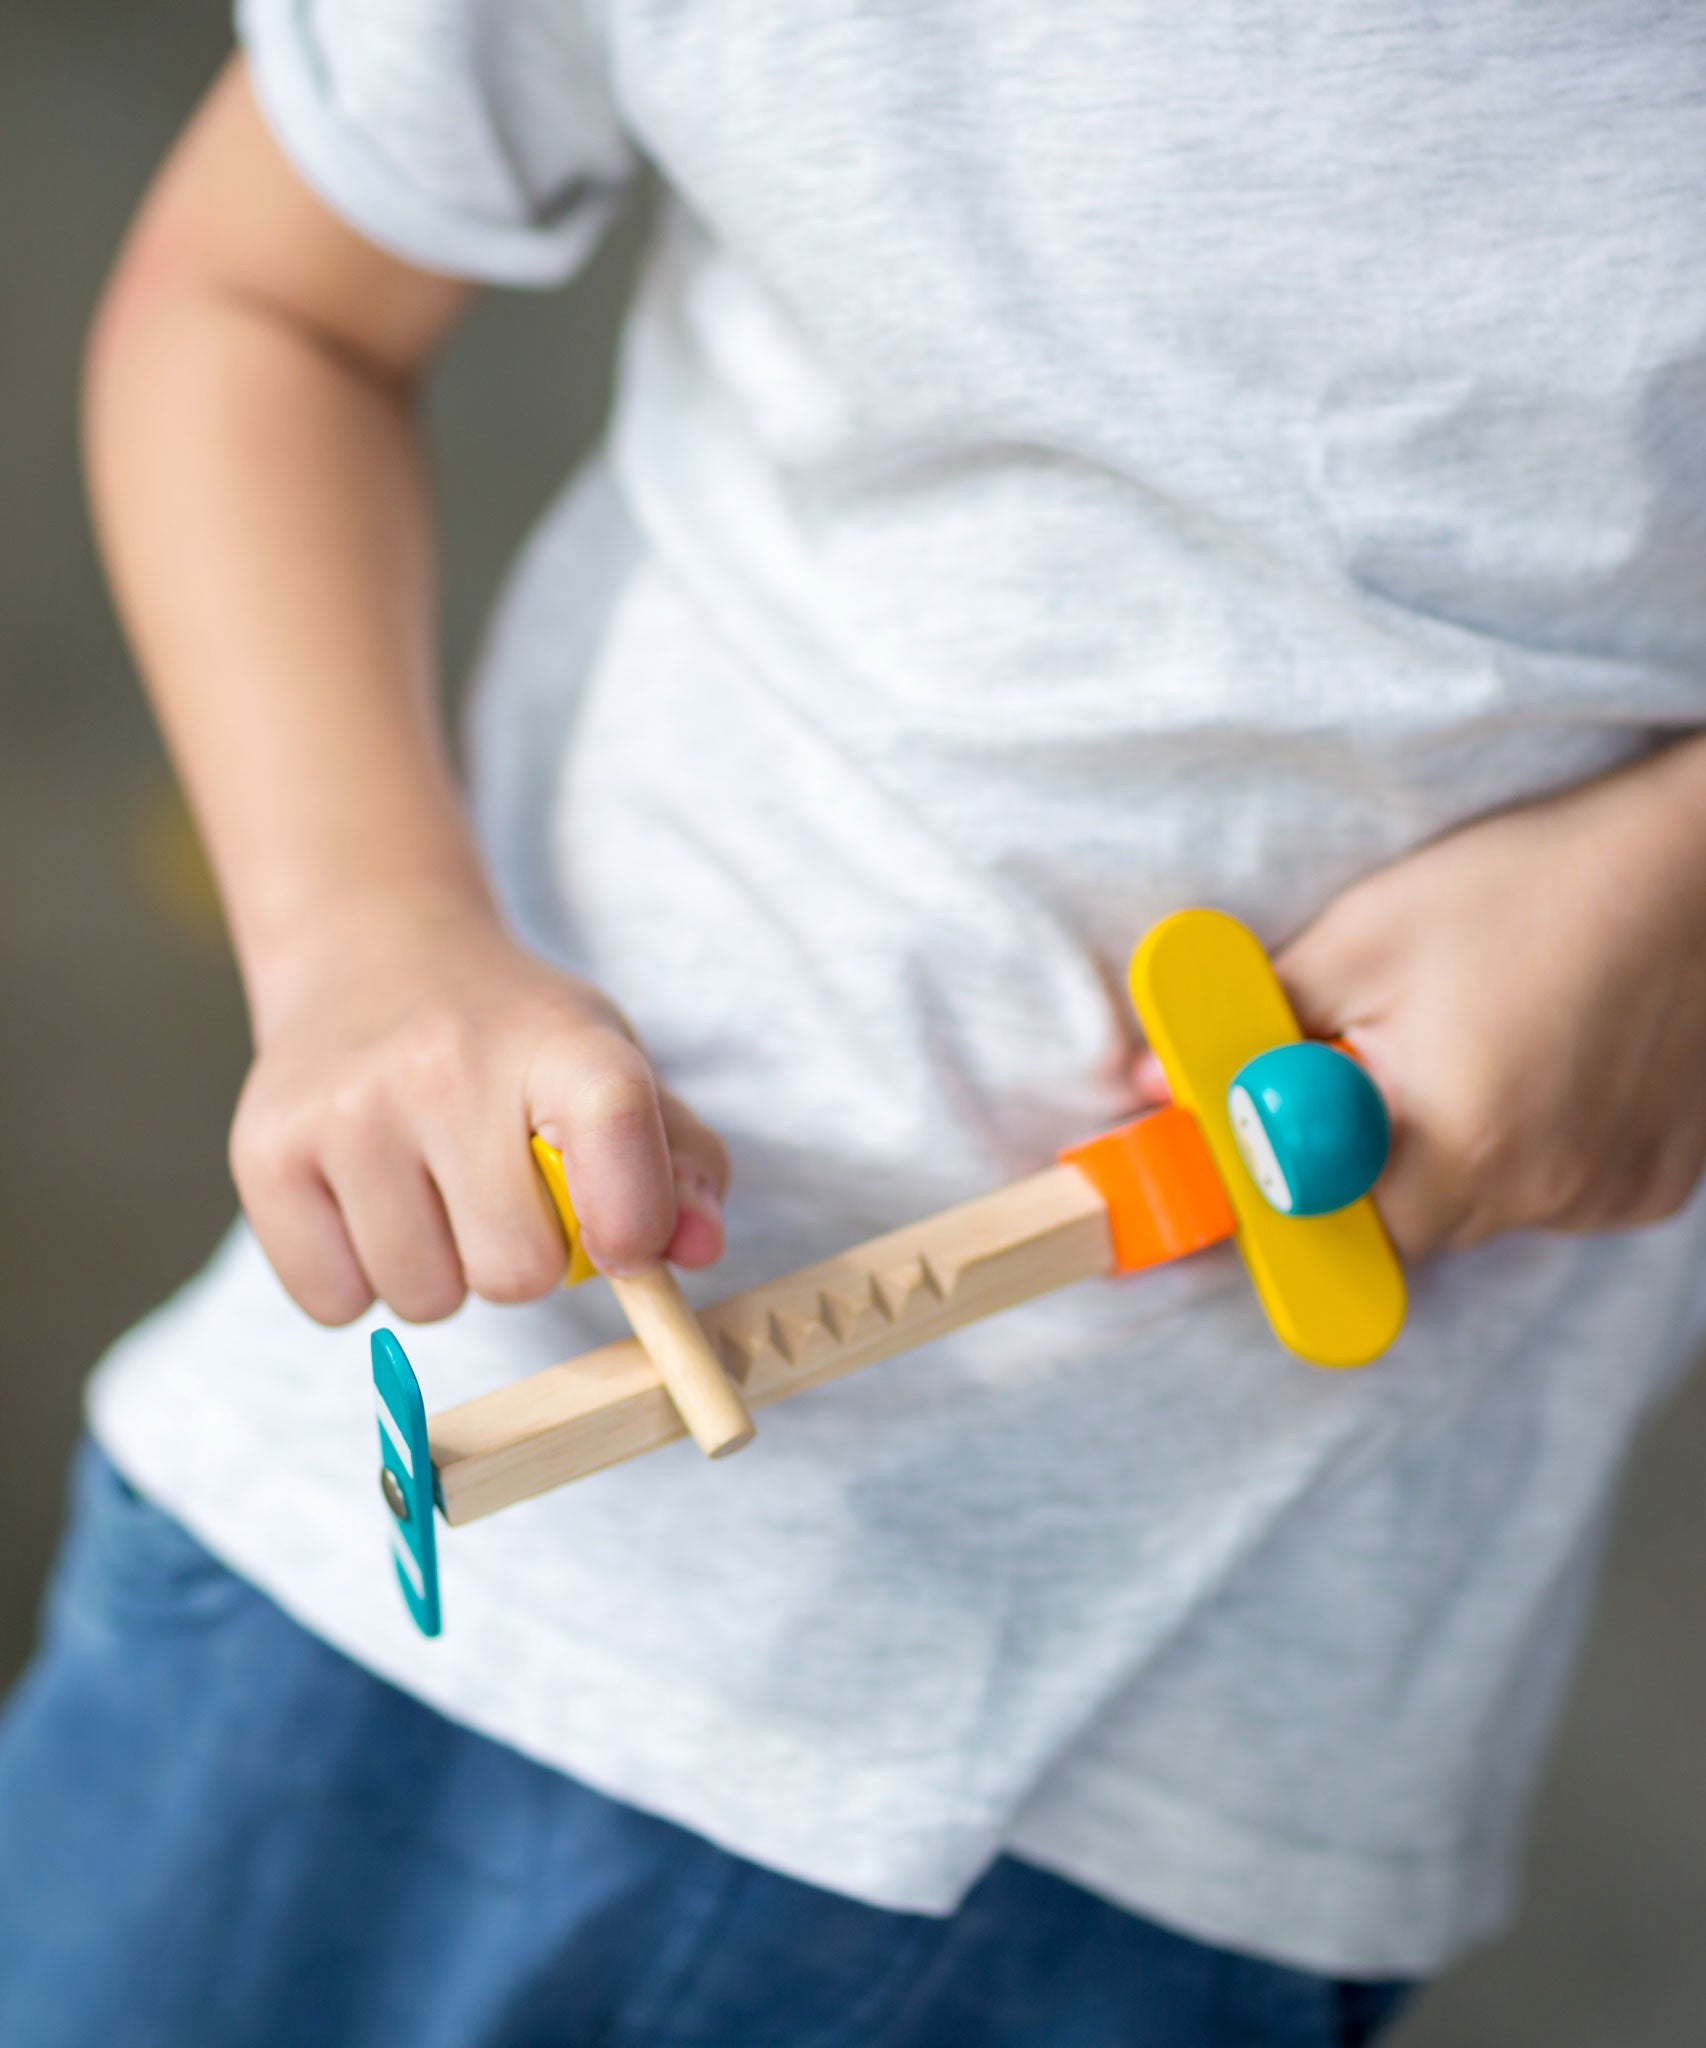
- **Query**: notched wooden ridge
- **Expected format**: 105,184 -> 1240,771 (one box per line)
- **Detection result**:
715,1253 -> 949,1381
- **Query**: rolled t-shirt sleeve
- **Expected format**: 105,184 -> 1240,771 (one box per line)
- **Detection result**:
237,0 -> 639,286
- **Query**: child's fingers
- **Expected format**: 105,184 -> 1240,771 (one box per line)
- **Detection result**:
419,1108 -> 577,1305
1272,891 -> 1388,1042
420,1077 -> 731,1299
528,1031 -> 677,1276
1128,1047 -> 1171,1109
322,1129 -> 468,1323
657,1089 -> 731,1269
230,1147 -> 373,1326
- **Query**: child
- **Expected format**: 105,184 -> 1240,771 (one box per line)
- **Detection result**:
4,4 -> 1706,2042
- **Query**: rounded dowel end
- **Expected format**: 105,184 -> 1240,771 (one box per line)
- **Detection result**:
606,1267 -> 756,1458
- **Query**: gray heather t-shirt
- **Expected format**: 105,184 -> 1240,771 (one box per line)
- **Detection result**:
88,0 -> 1706,1978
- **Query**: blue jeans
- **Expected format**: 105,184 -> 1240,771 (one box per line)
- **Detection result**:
0,1443 -> 1413,2047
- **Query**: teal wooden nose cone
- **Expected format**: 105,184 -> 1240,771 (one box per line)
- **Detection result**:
1226,1043 -> 1390,1218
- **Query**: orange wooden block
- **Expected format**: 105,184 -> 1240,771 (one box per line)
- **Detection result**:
1058,1107 -> 1234,1272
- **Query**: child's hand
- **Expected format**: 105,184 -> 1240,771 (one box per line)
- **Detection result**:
229,889 -> 729,1325
1135,742 -> 1706,1261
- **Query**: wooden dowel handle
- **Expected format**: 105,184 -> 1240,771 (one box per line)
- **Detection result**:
606,1267 -> 756,1459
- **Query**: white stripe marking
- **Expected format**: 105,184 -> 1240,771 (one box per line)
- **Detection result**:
375,1391 -> 415,1477
389,1525 -> 425,1599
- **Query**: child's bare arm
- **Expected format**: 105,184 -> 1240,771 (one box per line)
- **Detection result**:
85,57 -> 726,1327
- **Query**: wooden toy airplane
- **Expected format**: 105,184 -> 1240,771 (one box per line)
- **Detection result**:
373,908 -> 1404,1636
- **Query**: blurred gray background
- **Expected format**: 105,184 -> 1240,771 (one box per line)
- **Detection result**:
5,6 -> 1706,2042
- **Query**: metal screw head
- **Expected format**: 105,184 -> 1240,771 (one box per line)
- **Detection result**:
380,1466 -> 410,1522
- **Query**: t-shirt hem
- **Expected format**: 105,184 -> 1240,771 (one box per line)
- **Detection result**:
1005,1775 -> 1514,1982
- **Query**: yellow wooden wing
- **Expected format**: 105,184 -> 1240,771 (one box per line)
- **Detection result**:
529,1134 -> 600,1286
1129,909 -> 1405,1366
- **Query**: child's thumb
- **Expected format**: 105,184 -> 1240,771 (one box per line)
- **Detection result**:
529,1031 -> 677,1277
